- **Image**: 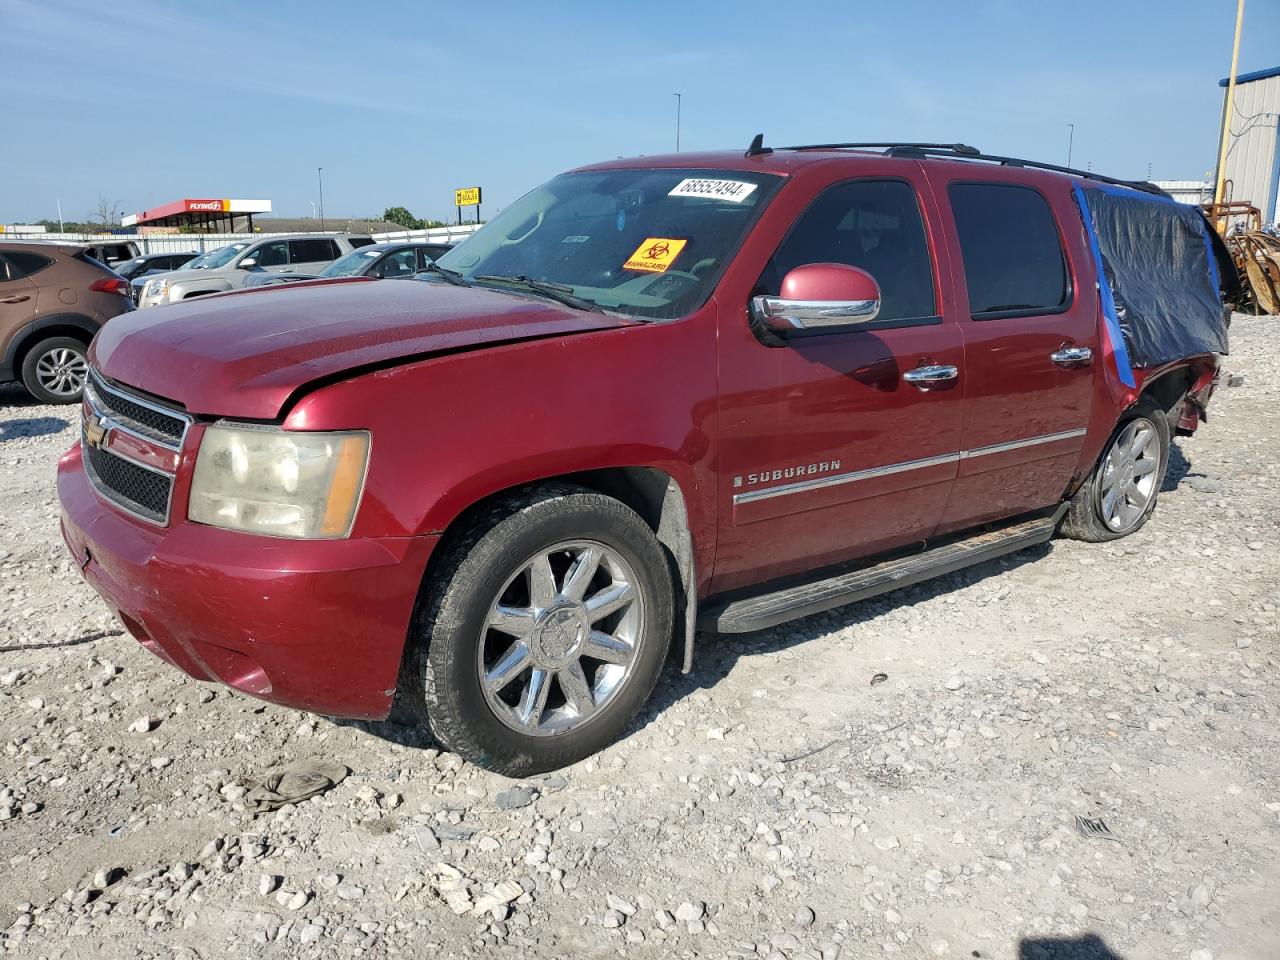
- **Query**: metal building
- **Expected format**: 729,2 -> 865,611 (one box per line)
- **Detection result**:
1217,65 -> 1280,223
1153,180 -> 1212,206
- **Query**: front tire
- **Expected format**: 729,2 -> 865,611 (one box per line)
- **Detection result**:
1061,399 -> 1170,542
20,337 -> 89,404
405,484 -> 674,776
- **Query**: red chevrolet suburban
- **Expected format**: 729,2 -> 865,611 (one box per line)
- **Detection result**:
57,139 -> 1233,775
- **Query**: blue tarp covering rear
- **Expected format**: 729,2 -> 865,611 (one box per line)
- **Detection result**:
1077,186 -> 1228,369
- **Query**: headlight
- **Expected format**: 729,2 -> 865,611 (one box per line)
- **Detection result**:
145,278 -> 169,301
189,424 -> 370,539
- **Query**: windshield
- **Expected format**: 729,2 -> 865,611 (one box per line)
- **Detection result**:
434,168 -> 783,319
322,247 -> 384,278
185,243 -> 250,270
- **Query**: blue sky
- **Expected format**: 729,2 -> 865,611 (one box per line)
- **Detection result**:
2,0 -> 1276,225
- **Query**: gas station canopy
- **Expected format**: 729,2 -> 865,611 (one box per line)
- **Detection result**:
122,198 -> 272,232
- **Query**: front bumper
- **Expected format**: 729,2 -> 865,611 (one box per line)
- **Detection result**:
57,442 -> 436,720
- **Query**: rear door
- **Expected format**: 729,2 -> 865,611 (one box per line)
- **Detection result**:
0,255 -> 39,342
289,238 -> 340,273
923,171 -> 1097,535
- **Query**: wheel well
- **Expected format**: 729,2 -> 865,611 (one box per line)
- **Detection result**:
13,325 -> 92,373
429,467 -> 699,672
1139,367 -> 1196,423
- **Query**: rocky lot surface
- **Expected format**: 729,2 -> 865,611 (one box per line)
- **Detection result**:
1,315 -> 1277,960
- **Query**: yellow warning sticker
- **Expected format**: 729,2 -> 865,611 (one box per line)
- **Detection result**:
623,237 -> 688,273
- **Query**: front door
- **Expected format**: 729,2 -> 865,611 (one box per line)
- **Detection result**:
713,170 -> 965,593
924,173 -> 1097,535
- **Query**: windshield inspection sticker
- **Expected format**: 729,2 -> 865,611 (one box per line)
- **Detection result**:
623,237 -> 688,273
668,178 -> 758,203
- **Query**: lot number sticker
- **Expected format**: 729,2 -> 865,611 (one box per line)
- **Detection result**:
668,178 -> 758,203
623,237 -> 688,273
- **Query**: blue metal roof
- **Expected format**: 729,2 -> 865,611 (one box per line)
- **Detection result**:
1219,65 -> 1280,87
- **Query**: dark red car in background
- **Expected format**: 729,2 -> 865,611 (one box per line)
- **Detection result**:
57,139 -> 1232,775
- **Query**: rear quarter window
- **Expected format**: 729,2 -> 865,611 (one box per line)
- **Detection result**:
948,182 -> 1070,318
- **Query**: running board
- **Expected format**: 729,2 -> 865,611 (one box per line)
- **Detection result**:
700,505 -> 1068,634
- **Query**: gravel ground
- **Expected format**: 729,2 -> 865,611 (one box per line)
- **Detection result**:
1,314 -> 1277,960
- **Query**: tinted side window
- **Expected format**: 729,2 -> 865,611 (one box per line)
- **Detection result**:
3,251 -> 53,279
348,237 -> 376,249
377,249 -> 418,278
759,180 -> 936,321
290,239 -> 338,263
253,241 -> 289,267
948,183 -> 1069,317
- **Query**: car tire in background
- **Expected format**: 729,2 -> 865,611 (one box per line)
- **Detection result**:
403,483 -> 674,776
20,336 -> 90,404
1061,398 -> 1170,542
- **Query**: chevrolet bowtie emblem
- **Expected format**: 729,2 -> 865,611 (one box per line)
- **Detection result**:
83,413 -> 107,449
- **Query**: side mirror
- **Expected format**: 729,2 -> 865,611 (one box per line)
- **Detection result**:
238,258 -> 258,269
751,263 -> 881,336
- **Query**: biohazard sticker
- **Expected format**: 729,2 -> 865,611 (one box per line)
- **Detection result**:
668,178 -> 758,203
623,237 -> 688,273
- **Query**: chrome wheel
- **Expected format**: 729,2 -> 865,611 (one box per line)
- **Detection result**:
1099,417 -> 1161,533
478,540 -> 644,737
34,346 -> 88,398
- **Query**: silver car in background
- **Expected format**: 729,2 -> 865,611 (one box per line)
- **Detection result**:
241,241 -> 456,288
136,234 -> 373,307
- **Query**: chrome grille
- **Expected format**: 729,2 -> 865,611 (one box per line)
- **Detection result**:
83,442 -> 171,523
83,370 -> 191,526
86,371 -> 187,446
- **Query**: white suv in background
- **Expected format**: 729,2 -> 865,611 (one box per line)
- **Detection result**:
137,234 -> 373,307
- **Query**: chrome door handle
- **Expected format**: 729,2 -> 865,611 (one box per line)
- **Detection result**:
0,295 -> 31,303
903,364 -> 959,390
1050,346 -> 1092,366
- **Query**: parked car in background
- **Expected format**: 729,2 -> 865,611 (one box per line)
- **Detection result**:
78,241 -> 141,268
58,141 -> 1233,775
242,241 -> 454,287
0,241 -> 133,403
136,235 -> 373,307
113,251 -> 199,281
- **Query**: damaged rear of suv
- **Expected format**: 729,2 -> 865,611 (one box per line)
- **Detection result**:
58,139 -> 1233,775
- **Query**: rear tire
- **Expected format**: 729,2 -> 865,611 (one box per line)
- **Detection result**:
404,484 -> 674,776
20,336 -> 89,404
1061,399 -> 1170,542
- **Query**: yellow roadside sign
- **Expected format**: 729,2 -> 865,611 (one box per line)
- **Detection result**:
455,187 -> 481,207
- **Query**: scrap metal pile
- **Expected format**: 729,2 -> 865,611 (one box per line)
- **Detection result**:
1204,201 -> 1280,314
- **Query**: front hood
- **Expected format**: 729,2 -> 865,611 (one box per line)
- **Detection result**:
92,279 -> 635,419
138,267 -> 209,285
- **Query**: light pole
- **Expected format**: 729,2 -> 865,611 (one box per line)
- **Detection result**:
1066,123 -> 1074,168
317,167 -> 326,232
1214,0 -> 1246,205
674,93 -> 682,152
